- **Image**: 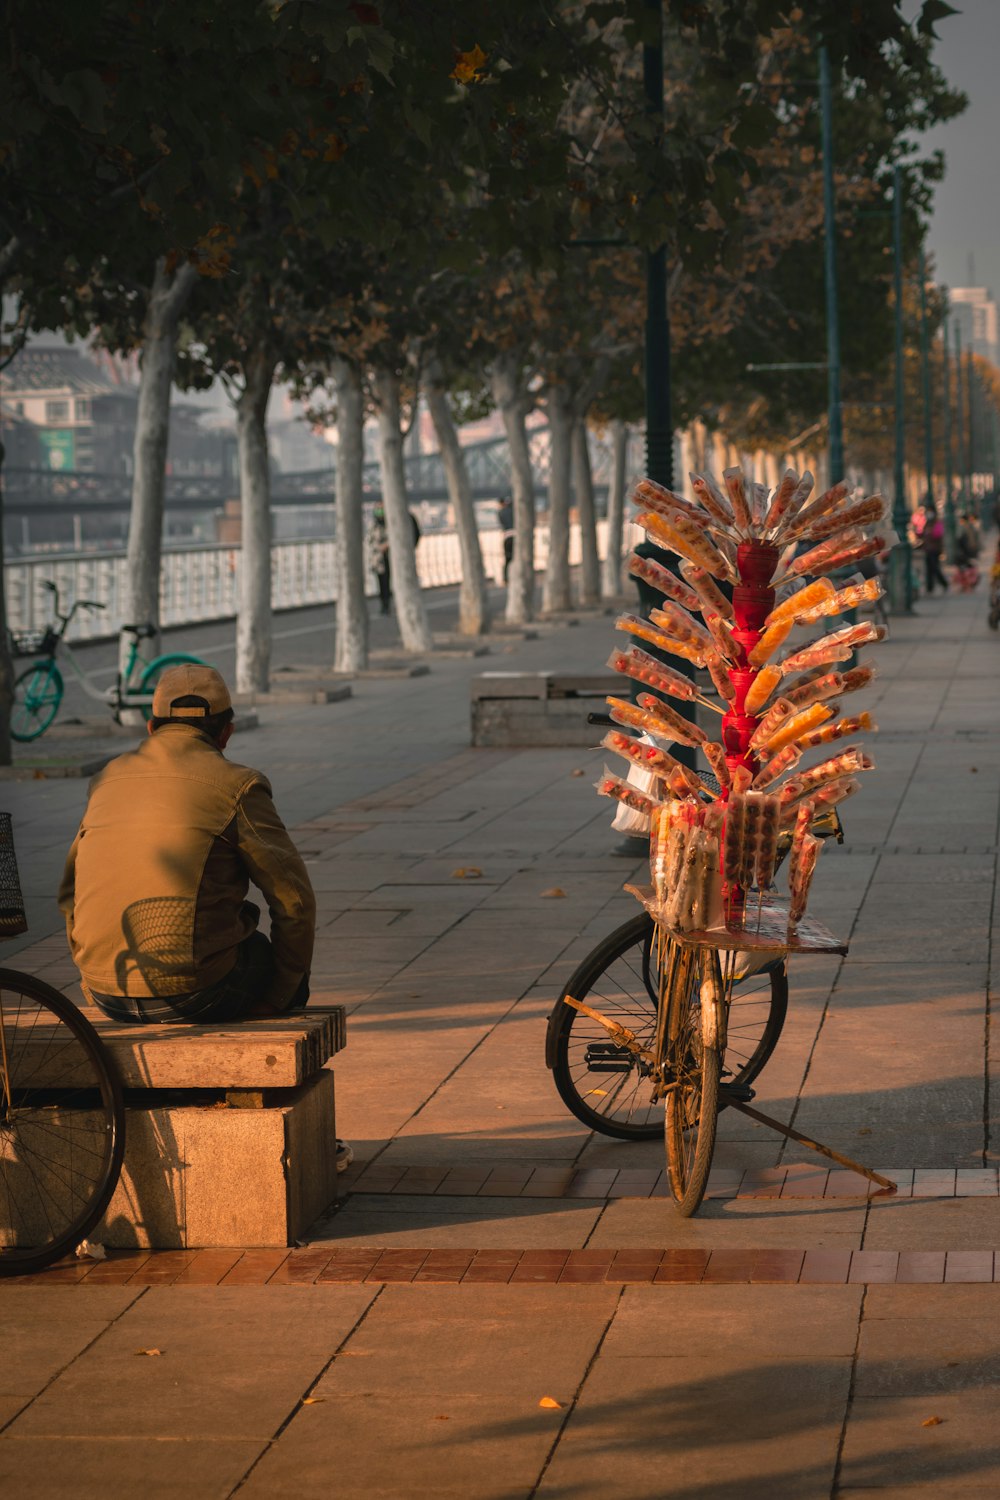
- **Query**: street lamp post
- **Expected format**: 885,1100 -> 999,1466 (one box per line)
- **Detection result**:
888,164 -> 912,612
941,314 -> 955,553
965,347 -> 976,516
917,246 -> 934,503
953,321 -> 966,524
643,0 -> 671,490
819,46 -> 843,486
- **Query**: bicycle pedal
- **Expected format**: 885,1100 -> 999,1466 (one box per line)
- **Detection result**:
718,1082 -> 756,1103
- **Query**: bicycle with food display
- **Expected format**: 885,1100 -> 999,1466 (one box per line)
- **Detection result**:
546,465 -> 896,1216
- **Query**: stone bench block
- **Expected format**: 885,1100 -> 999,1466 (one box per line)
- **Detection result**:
95,1068 -> 338,1249
74,1007 -> 346,1090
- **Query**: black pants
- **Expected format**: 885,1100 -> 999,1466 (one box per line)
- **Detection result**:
503,536 -> 514,582
376,564 -> 391,614
924,551 -> 949,593
89,932 -> 308,1023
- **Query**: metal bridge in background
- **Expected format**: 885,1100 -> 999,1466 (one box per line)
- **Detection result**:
2,425 -> 619,519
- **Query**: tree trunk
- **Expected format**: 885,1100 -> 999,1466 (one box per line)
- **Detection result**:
490,355 -> 536,624
425,371 -> 490,636
331,358 -> 368,673
572,417 -> 600,605
373,366 -> 433,653
543,385 -> 574,614
118,258 -> 198,718
602,419 -> 629,597
0,438 -> 12,765
235,350 -> 276,695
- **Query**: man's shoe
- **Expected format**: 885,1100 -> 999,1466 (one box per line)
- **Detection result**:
336,1140 -> 354,1173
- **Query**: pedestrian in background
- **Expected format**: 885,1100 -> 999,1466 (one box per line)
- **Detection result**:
367,506 -> 391,615
920,504 -> 950,594
497,494 -> 515,584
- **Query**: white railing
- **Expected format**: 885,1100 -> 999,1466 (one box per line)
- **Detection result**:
5,521 -> 641,641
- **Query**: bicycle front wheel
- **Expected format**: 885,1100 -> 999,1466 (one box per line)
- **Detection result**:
546,914 -> 786,1141
0,971 -> 125,1275
663,945 -> 720,1217
11,662 -> 63,742
137,653 -> 204,720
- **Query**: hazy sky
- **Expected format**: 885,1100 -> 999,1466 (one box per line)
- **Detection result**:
920,0 -> 1000,296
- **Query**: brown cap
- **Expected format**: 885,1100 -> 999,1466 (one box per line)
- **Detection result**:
151,663 -> 232,720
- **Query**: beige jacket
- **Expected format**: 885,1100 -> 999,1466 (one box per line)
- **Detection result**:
58,725 -> 315,1008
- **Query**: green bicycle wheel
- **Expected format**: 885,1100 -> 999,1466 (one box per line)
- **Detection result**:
137,653 -> 204,721
11,662 -> 63,742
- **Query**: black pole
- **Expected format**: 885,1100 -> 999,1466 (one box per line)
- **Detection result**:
639,0 -> 696,764
966,347 -> 975,514
942,312 -> 954,550
643,4 -> 671,489
918,247 -> 934,503
888,165 -> 912,612
819,46 -> 843,485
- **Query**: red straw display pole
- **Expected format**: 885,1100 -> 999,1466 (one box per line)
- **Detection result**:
720,541 -> 780,913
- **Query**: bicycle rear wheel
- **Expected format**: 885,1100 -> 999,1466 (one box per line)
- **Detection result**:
663,944 -> 720,1217
11,662 -> 63,743
0,970 -> 125,1275
546,914 -> 786,1140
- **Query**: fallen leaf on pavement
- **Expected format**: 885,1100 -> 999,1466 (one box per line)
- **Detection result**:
921,1415 -> 944,1427
302,1397 -> 325,1406
539,1396 -> 562,1410
540,887 -> 566,899
570,769 -> 585,777
451,867 -> 482,879
135,1348 -> 162,1357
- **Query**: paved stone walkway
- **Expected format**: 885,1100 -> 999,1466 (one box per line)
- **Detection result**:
4,579 -> 1000,1496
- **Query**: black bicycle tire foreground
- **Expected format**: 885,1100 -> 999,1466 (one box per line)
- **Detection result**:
0,970 -> 125,1275
545,912 -> 787,1141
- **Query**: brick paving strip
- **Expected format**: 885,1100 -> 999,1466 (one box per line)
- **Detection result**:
348,1162 -> 993,1201
3,1244 -> 998,1286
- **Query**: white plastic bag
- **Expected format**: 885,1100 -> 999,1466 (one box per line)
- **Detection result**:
610,734 -> 660,834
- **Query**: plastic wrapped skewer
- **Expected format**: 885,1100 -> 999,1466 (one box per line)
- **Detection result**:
606,647 -> 699,703
689,472 -> 735,530
722,467 -> 754,535
795,576 -> 884,624
765,578 -> 837,628
762,469 -> 803,537
797,711 -> 874,750
753,743 -> 802,789
744,665 -> 782,715
761,702 -> 835,755
784,670 -> 845,712
615,613 -> 706,667
648,598 -> 715,652
596,770 -> 663,820
636,511 -> 732,581
636,692 -> 709,746
626,553 -> 702,613
780,622 -> 885,677
749,697 -> 797,751
601,731 -> 705,796
679,560 -> 735,622
748,619 -> 793,668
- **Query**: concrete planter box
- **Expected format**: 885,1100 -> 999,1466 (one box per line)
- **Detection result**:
470,673 -> 617,748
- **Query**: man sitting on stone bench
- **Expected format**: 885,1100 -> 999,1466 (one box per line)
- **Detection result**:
58,663 -> 316,1024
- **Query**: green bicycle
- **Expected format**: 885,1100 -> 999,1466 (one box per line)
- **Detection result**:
10,580 -> 205,742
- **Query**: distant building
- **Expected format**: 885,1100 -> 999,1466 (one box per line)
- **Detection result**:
949,286 -> 999,365
2,345 -> 232,476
